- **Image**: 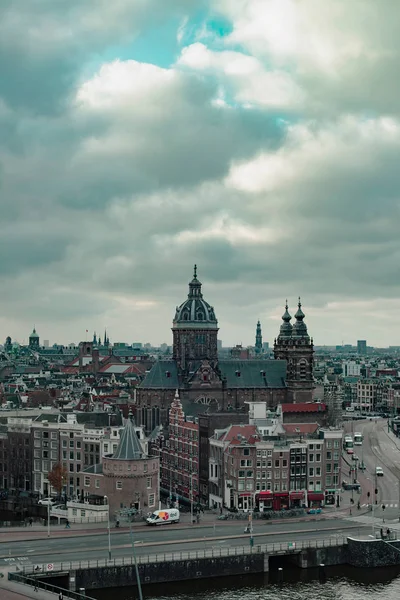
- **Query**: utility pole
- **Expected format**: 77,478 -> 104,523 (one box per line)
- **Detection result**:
47,501 -> 50,538
130,525 -> 143,600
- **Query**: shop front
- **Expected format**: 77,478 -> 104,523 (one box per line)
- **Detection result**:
273,492 -> 289,510
325,489 -> 338,506
255,490 -> 273,511
289,491 -> 305,508
238,492 -> 253,511
307,492 -> 324,508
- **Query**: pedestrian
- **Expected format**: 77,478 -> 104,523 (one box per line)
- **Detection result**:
387,528 -> 391,538
380,528 -> 384,539
65,519 -> 70,529
34,582 -> 38,592
29,517 -> 33,526
220,506 -> 222,515
59,592 -> 63,600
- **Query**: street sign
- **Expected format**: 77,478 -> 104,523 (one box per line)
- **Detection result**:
33,565 -> 42,572
46,564 -> 54,571
288,542 -> 296,550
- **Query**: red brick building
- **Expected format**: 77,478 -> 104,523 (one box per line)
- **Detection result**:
82,413 -> 159,517
160,391 -> 199,506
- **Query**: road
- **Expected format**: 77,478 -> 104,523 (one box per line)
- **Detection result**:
344,418 -> 400,518
0,519 -> 367,567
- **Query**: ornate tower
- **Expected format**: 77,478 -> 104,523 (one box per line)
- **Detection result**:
274,299 -> 314,403
255,320 -> 263,354
172,265 -> 219,373
29,327 -> 40,349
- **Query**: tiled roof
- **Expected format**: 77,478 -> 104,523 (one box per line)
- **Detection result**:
220,424 -> 259,444
282,423 -> 319,435
112,415 -> 144,460
281,403 -> 326,413
218,360 -> 286,388
139,360 -> 179,389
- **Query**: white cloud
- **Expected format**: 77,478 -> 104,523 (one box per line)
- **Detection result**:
178,42 -> 305,109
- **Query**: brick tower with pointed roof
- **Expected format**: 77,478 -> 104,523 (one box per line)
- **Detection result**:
83,411 -> 159,516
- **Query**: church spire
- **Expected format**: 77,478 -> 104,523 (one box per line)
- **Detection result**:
293,297 -> 309,337
278,300 -> 292,338
255,320 -> 263,353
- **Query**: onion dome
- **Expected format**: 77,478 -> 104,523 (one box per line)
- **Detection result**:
292,297 -> 309,338
278,301 -> 293,338
173,265 -> 218,330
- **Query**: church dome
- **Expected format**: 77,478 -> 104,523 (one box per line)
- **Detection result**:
173,265 -> 218,330
29,328 -> 39,339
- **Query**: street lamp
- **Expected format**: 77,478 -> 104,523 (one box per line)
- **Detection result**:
47,501 -> 50,538
104,495 -> 111,560
366,478 -> 375,537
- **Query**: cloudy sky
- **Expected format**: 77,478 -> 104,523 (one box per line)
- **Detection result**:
1,0 -> 400,348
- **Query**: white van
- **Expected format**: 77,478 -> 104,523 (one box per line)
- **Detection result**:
146,509 -> 180,525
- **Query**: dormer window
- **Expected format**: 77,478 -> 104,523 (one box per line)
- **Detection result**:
165,371 -> 171,378
235,370 -> 241,377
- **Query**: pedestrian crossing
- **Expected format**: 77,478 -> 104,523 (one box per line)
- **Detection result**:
360,503 -> 398,508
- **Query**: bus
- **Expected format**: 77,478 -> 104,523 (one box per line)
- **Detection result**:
344,436 -> 354,453
354,432 -> 363,446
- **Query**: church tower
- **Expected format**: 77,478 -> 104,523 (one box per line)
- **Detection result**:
255,320 -> 263,354
29,327 -> 40,349
274,299 -> 314,403
172,265 -> 218,373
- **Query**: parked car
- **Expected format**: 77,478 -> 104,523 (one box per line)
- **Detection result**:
37,498 -> 56,506
307,508 -> 322,515
376,467 -> 384,477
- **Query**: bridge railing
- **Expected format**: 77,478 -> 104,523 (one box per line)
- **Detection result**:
19,536 -> 348,574
8,571 -> 96,600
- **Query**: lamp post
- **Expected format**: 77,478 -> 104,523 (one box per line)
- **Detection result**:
366,478 -> 375,537
47,501 -> 50,538
104,495 -> 111,560
190,473 -> 193,524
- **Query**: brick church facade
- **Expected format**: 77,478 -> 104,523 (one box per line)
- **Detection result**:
136,267 -> 314,434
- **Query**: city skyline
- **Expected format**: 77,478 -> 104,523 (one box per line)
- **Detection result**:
2,2 -> 400,346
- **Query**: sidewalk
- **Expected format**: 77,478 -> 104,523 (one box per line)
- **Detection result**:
0,575 -> 58,600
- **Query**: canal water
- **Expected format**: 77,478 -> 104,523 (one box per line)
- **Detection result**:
90,565 -> 400,600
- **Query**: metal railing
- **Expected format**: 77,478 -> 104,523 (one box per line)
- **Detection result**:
8,572 -> 97,599
19,537 -> 348,574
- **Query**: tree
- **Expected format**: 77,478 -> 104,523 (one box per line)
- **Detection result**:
48,462 -> 67,496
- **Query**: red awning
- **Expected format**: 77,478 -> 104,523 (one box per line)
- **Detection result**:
239,493 -> 251,497
257,491 -> 273,497
273,493 -> 289,498
289,492 -> 304,500
308,493 -> 324,501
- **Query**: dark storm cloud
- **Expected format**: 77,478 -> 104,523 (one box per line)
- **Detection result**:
2,0 -> 400,345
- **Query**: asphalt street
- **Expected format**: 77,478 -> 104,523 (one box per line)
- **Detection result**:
344,418 -> 400,519
0,519 -> 366,566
